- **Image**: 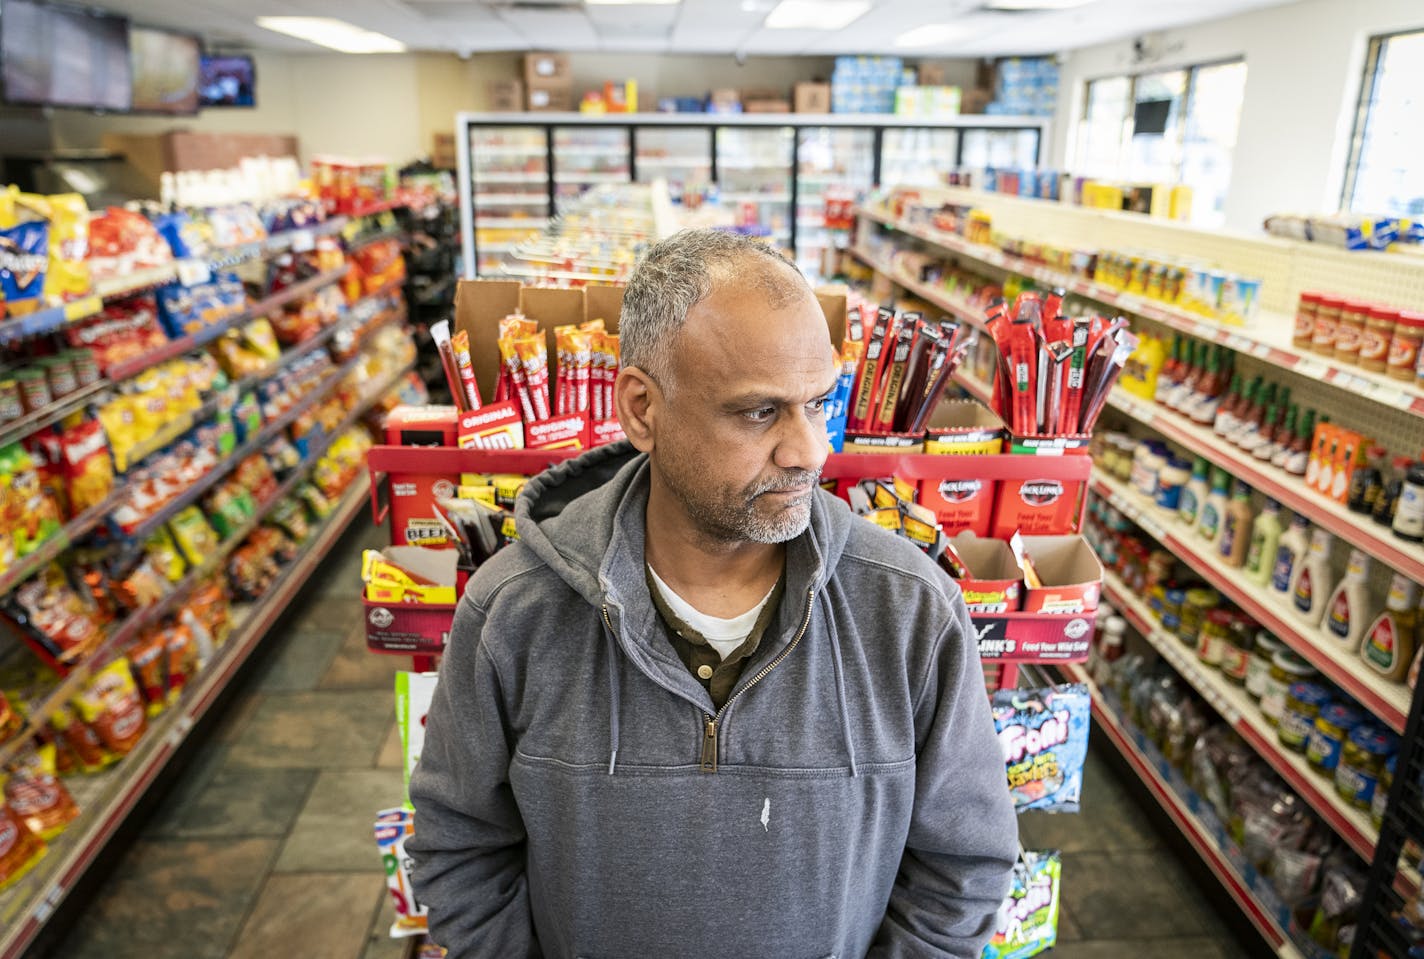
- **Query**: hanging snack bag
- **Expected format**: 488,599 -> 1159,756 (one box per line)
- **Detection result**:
47,703 -> 109,773
168,506 -> 220,568
72,659 -> 148,757
983,850 -> 1062,959
396,672 -> 439,806
59,418 -> 116,513
127,631 -> 170,715
0,189 -> 49,318
9,565 -> 105,661
0,799 -> 46,891
374,808 -> 428,938
991,683 -> 1091,813
42,193 -> 91,305
4,744 -> 81,840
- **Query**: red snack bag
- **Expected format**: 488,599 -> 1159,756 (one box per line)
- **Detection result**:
126,631 -> 169,714
9,565 -> 105,661
165,623 -> 197,698
48,704 -> 108,773
0,799 -> 46,891
72,659 -> 148,758
5,744 -> 80,840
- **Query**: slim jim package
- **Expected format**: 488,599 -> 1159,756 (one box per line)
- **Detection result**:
843,305 -> 971,436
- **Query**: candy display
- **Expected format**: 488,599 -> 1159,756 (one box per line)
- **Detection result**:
841,303 -> 970,435
983,850 -> 1062,959
991,684 -> 1090,813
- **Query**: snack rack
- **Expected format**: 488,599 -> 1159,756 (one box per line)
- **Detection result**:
363,444 -> 1096,691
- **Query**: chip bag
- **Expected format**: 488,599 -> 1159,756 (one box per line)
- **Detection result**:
374,808 -> 428,938
72,659 -> 148,757
9,565 -> 105,661
991,683 -> 1090,814
127,631 -> 169,715
59,418 -> 115,513
0,187 -> 48,318
169,506 -> 220,568
982,850 -> 1062,959
0,798 -> 46,891
48,703 -> 109,773
4,744 -> 81,840
42,193 -> 91,304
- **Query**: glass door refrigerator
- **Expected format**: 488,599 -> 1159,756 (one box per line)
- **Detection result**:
880,127 -> 962,188
634,126 -> 713,206
468,125 -> 550,277
552,125 -> 632,215
714,125 -> 794,250
795,125 -> 875,280
961,127 -> 1042,173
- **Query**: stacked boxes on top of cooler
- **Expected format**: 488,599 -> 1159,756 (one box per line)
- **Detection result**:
831,56 -> 905,114
987,57 -> 1058,118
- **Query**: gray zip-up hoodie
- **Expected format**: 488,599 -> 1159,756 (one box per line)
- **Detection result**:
408,442 -> 1017,959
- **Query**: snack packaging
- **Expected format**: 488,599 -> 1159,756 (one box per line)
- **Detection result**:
72,659 -> 148,757
127,631 -> 170,714
983,850 -> 1062,959
42,193 -> 91,304
0,799 -> 46,891
991,683 -> 1090,813
449,329 -> 483,412
59,418 -> 115,512
0,210 -> 48,317
165,622 -> 198,697
9,565 -> 105,661
374,808 -> 429,938
48,703 -> 109,772
395,672 -> 439,806
168,506 -> 221,567
4,744 -> 81,840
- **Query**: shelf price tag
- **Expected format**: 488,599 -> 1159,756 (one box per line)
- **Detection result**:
176,258 -> 212,288
290,229 -> 316,253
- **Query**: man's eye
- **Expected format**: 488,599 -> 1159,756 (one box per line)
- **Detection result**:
745,407 -> 776,423
808,396 -> 828,414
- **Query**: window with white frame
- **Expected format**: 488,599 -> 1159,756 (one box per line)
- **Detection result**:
1071,60 -> 1247,227
1344,29 -> 1424,217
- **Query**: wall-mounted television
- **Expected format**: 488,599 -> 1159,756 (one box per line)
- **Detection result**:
129,25 -> 200,115
1,0 -> 131,111
198,54 -> 255,108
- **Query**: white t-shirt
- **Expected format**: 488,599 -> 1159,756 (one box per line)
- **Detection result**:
647,565 -> 777,661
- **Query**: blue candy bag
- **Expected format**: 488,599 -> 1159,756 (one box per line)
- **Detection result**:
991,683 -> 1090,813
0,221 -> 49,315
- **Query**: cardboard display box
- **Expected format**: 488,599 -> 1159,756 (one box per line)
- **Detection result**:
527,84 -> 574,112
524,53 -> 571,85
1018,535 -> 1103,614
431,132 -> 457,170
489,79 -> 524,113
794,82 -> 831,114
946,533 -> 1023,613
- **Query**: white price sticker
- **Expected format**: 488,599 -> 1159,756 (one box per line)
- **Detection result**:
176,258 -> 211,287
1296,358 -> 1328,378
1225,335 -> 1253,352
290,229 -> 316,253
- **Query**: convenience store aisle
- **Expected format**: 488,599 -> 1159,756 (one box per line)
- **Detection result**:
38,513 -> 1256,959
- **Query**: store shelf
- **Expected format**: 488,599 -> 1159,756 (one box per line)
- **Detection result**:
0,473 -> 373,959
636,156 -> 709,167
849,243 -> 992,334
1100,569 -> 1381,862
107,266 -> 350,382
346,226 -> 404,252
719,192 -> 790,203
553,172 -> 630,184
554,145 -> 628,157
0,379 -> 110,449
1103,388 -> 1424,586
474,217 -> 548,230
474,172 -> 547,183
1060,662 -> 1306,959
1089,471 -> 1414,733
473,193 -> 548,206
347,199 -> 405,218
0,486 -> 126,600
0,296 -> 103,344
857,204 -> 1424,419
95,265 -> 180,301
263,217 -> 350,255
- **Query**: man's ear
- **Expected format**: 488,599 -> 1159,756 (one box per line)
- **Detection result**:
615,366 -> 660,453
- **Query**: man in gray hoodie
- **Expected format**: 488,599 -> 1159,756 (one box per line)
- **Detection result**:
408,229 -> 1018,958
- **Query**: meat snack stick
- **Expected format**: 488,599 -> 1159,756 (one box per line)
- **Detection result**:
498,336 -> 536,423
600,333 -> 619,421
515,335 -> 552,422
449,329 -> 483,412
895,323 -> 940,432
429,322 -> 468,412
872,323 -> 918,433
1079,328 -> 1139,433
1007,314 -> 1038,437
849,307 -> 894,431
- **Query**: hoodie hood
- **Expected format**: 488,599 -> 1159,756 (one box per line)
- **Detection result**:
514,439 -> 856,615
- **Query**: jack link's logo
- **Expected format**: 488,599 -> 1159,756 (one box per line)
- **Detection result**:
1020,481 -> 1063,507
937,479 -> 982,503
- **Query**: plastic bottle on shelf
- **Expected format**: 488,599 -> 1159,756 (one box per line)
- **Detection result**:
1284,409 -> 1316,477
1224,377 -> 1262,446
1307,417 -> 1335,492
1346,445 -> 1386,515
1268,405 -> 1299,468
1360,574 -> 1419,680
1232,381 -> 1275,450
1245,399 -> 1282,458
1187,346 -> 1229,426
1245,498 -> 1284,586
1322,549 -> 1376,648
1329,432 -> 1365,504
1214,372 -> 1247,437
1272,513 -> 1311,598
1219,480 -> 1255,567
1178,457 -> 1211,527
1197,467 -> 1231,546
1168,340 -> 1205,412
1154,335 -> 1186,406
1121,333 -> 1164,399
1394,461 -> 1424,543
1290,528 -> 1336,626
1373,455 -> 1413,528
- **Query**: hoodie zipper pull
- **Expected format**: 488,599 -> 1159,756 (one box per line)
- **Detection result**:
700,717 -> 718,773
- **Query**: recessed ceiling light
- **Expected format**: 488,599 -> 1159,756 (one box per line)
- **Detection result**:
255,16 -> 406,53
763,0 -> 870,30
895,23 -> 972,47
985,0 -> 1094,9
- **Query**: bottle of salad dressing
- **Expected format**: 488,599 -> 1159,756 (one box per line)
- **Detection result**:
1360,574 -> 1420,681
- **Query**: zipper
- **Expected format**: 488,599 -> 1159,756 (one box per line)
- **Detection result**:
701,587 -> 815,774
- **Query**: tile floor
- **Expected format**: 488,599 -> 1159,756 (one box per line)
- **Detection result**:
40,514 -> 1264,959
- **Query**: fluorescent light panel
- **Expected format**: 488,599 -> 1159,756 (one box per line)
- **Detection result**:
763,0 -> 870,30
895,23 -> 971,47
255,16 -> 407,53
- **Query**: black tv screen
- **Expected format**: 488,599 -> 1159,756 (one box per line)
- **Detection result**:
1,0 -> 131,111
198,54 -> 255,108
129,25 -> 199,115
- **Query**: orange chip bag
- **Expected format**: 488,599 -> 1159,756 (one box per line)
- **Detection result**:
126,631 -> 168,715
48,704 -> 108,772
72,660 -> 147,757
165,623 -> 197,699
0,799 -> 46,891
5,744 -> 80,840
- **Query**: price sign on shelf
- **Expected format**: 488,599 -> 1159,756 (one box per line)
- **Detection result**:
176,258 -> 212,287
289,229 -> 316,253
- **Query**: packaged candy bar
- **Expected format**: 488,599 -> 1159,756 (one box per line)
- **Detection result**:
983,850 -> 1062,959
0,798 -> 46,891
4,744 -> 80,840
72,659 -> 148,757
374,808 -> 428,938
991,683 -> 1090,813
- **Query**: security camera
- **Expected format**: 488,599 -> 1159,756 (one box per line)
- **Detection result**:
735,50 -> 747,66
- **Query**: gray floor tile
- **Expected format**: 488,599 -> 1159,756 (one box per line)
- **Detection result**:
1060,851 -> 1221,940
144,741 -> 232,836
224,690 -> 393,769
1018,750 -> 1160,854
320,621 -> 407,691
363,884 -> 412,959
56,838 -> 278,959
229,872 -> 383,959
278,594 -> 365,642
1057,905 -> 1084,941
249,626 -> 349,693
1044,938 -> 1237,959
274,768 -> 405,872
148,766 -> 318,839
211,690 -> 266,744
376,719 -> 403,770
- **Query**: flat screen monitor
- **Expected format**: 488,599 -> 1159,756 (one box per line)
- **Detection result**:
129,25 -> 199,115
0,0 -> 131,111
198,54 -> 255,108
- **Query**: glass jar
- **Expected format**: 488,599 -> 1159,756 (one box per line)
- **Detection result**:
1306,702 -> 1366,773
1335,723 -> 1397,809
1160,587 -> 1186,635
1196,609 -> 1233,668
1244,632 -> 1287,700
1218,615 -> 1254,685
1371,753 -> 1396,830
1311,295 -> 1344,355
1177,587 -> 1219,646
1260,649 -> 1319,727
1278,682 -> 1331,752
1360,306 -> 1398,372
1293,291 -> 1323,349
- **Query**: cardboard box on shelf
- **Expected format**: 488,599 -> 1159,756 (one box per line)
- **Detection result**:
489,79 -> 524,113
918,63 -> 947,86
707,88 -> 741,113
524,52 -> 571,85
527,84 -> 574,112
794,82 -> 831,114
947,533 -> 1023,613
961,87 -> 992,115
1018,535 -> 1102,615
431,133 -> 457,170
744,98 -> 791,113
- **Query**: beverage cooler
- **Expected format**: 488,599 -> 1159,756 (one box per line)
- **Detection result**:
457,114 -> 1047,279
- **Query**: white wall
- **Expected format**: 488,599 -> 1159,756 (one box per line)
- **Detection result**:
1052,0 -> 1424,230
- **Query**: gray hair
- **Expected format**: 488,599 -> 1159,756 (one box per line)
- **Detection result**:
619,228 -> 808,389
